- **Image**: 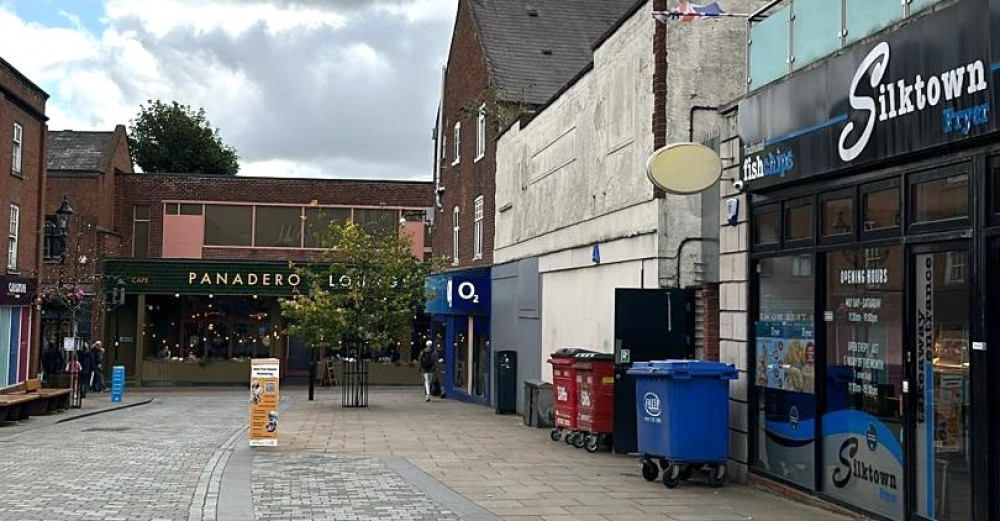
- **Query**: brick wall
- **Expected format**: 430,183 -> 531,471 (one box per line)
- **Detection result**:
115,173 -> 434,260
702,282 -> 719,361
431,0 -> 496,270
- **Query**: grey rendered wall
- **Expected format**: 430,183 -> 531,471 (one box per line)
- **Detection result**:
490,257 -> 542,415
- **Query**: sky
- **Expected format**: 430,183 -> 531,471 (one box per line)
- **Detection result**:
0,0 -> 456,180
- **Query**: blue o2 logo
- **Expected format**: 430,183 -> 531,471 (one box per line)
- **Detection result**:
643,392 -> 661,417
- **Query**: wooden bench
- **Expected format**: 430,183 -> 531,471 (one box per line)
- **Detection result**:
0,394 -> 41,422
0,379 -> 73,419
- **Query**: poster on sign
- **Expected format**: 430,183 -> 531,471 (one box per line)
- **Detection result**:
249,358 -> 280,447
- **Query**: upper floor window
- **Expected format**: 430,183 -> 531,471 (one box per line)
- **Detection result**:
43,215 -> 61,261
475,105 -> 486,161
452,122 -> 461,165
473,196 -> 484,259
12,123 -> 22,177
133,205 -> 150,257
7,204 -> 18,270
254,206 -> 302,247
452,206 -> 460,265
204,205 -> 252,246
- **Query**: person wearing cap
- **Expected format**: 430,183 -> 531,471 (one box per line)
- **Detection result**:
418,340 -> 436,401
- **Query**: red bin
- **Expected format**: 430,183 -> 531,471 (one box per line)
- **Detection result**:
547,348 -> 593,446
575,352 -> 616,452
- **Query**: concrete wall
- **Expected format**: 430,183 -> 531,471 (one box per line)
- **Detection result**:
718,106 -> 750,484
490,257 -> 541,414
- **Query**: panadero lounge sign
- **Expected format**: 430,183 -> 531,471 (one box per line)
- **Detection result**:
739,0 -> 994,188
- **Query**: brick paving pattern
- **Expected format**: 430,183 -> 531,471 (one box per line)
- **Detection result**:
251,451 -> 461,521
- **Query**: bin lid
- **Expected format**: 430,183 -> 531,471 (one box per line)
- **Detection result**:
626,359 -> 737,379
572,352 -> 615,361
548,357 -> 575,366
550,347 -> 596,358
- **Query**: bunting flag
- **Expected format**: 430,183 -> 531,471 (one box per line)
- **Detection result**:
653,2 -> 746,23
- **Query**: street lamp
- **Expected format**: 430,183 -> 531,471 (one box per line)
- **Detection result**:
55,196 -> 74,234
55,196 -> 82,408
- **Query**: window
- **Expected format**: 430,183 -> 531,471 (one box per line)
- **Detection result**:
7,205 -> 18,270
753,206 -> 780,246
452,122 -> 461,165
43,215 -> 61,260
473,196 -> 484,259
254,206 -> 302,247
132,205 -> 150,257
784,203 -> 813,241
166,203 -> 202,216
204,205 -> 252,246
822,197 -> 853,236
452,206 -> 460,265
863,186 -> 901,230
944,251 -> 966,285
912,173 -> 969,223
11,123 -> 22,176
475,105 -> 486,161
303,207 -> 350,248
353,209 -> 398,238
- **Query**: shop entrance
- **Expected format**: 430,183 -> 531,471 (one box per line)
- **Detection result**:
908,245 -> 971,521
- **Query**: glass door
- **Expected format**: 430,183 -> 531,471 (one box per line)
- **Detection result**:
910,247 -> 971,521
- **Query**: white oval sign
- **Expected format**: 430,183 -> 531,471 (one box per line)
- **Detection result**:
646,142 -> 722,194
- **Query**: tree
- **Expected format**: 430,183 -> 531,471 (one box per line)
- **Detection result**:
128,100 -> 240,175
280,214 -> 434,401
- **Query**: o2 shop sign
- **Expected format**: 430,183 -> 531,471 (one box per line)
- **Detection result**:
446,278 -> 481,308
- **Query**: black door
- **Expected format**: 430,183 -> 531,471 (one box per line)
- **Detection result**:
612,288 -> 693,454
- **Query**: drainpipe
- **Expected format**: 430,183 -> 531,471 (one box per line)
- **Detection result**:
664,237 -> 719,289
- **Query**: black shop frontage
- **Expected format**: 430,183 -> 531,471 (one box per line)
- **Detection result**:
738,1 -> 1000,519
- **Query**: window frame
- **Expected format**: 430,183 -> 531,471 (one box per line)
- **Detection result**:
782,196 -> 815,248
475,104 -> 486,161
7,204 -> 18,270
859,178 -> 903,241
819,187 -> 856,245
452,122 -> 461,165
452,206 -> 460,265
907,162 -> 971,236
473,195 -> 484,259
751,203 -> 781,252
11,123 -> 22,177
132,204 -> 151,257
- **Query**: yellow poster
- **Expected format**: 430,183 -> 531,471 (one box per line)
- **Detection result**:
249,358 -> 280,447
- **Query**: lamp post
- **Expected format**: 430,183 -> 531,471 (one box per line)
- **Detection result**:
55,197 -> 82,408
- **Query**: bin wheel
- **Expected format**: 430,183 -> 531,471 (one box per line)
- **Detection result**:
663,463 -> 682,489
550,429 -> 562,442
573,432 -> 587,449
584,434 -> 600,453
707,463 -> 727,488
640,459 -> 659,482
679,466 -> 693,481
564,431 -> 575,445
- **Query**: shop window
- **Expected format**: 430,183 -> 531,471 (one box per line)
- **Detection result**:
132,205 -> 150,257
784,203 -> 813,241
863,186 -> 900,231
912,173 -> 969,223
752,255 -> 816,490
353,209 -> 397,238
303,207 -> 350,248
822,197 -> 853,237
204,205 -> 252,246
753,206 -> 780,246
180,204 -> 202,215
254,206 -> 302,247
165,203 -> 179,215
823,246 -> 903,519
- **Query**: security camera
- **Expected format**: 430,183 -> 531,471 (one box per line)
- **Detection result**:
732,179 -> 745,192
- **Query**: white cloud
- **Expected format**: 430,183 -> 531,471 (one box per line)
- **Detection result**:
0,0 -> 456,180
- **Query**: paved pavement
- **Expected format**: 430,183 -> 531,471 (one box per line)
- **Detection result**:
0,386 -> 859,521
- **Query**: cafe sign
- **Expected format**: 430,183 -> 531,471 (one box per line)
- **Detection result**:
0,275 -> 34,306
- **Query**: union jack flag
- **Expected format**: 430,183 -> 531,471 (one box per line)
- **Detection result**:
653,1 -> 726,23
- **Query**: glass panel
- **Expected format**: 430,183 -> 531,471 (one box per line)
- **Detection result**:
254,206 -> 302,247
204,205 -> 252,246
754,208 -> 780,245
473,327 -> 488,397
303,207 -> 351,248
864,188 -> 900,230
791,0 -> 842,70
845,0 -> 903,45
133,205 -> 150,220
823,198 -> 853,236
748,5 -> 791,90
913,174 -> 969,223
165,203 -> 178,215
785,204 -> 813,240
180,204 -> 202,215
133,221 -> 149,257
354,209 -> 398,238
823,246 -> 904,519
453,320 -> 468,394
914,250 -> 971,520
753,256 -> 816,489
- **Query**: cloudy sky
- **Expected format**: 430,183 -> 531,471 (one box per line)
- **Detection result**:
0,0 -> 456,180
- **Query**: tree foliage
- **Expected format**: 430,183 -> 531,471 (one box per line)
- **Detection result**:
280,218 -> 432,354
128,100 -> 240,175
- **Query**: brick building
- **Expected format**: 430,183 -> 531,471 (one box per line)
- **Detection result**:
0,57 -> 48,386
106,173 -> 433,385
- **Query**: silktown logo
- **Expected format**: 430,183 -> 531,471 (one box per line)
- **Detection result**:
839,42 -> 990,162
831,432 -> 899,493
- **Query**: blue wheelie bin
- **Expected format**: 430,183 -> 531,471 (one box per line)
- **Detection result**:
627,360 -> 737,488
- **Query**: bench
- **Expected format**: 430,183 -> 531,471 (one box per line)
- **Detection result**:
0,394 -> 42,422
0,379 -> 73,420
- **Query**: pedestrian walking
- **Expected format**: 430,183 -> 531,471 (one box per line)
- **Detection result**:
91,342 -> 107,392
419,340 -> 436,402
78,343 -> 94,399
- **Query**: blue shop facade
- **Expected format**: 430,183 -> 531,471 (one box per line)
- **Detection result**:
425,269 -> 491,405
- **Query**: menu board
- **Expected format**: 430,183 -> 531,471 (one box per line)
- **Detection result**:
755,321 -> 815,393
249,358 -> 280,447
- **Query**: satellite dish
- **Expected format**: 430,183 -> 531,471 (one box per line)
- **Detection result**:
645,142 -> 722,194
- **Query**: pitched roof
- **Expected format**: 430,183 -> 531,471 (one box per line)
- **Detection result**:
468,0 -> 641,105
48,131 -> 116,172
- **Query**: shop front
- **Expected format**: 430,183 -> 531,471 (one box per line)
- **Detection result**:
0,275 -> 34,386
425,269 -> 491,405
738,1 -> 1000,519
